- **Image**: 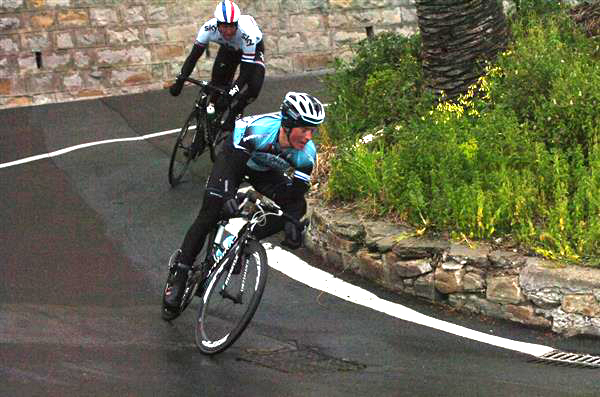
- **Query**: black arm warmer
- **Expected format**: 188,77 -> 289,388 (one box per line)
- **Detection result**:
233,61 -> 260,91
179,43 -> 205,79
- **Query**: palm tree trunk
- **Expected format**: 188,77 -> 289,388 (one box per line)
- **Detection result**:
416,0 -> 508,100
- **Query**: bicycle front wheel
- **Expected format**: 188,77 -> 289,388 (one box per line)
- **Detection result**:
168,110 -> 204,187
195,239 -> 268,354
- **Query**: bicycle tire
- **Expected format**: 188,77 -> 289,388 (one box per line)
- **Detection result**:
168,110 -> 204,187
195,239 -> 268,354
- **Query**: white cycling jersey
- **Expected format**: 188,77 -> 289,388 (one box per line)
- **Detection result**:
195,15 -> 263,64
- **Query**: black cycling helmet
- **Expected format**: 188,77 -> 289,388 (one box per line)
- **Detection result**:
280,92 -> 325,128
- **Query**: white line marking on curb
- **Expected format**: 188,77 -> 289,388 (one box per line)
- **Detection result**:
265,244 -> 556,358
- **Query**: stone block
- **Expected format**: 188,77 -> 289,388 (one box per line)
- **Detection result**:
356,249 -> 384,282
0,56 -> 15,78
463,271 -> 485,291
387,257 -> 433,279
278,33 -> 306,54
62,72 -> 83,92
147,6 -> 168,22
30,12 -> 55,29
0,36 -> 20,53
144,27 -> 167,43
294,54 -> 334,71
551,308 -> 600,337
18,54 -> 37,73
58,10 -> 89,27
0,79 -> 11,95
562,294 -> 600,317
111,68 -> 152,86
107,28 -> 141,45
488,249 -> 527,268
153,44 -> 184,61
392,236 -> 449,260
26,72 -> 56,93
121,6 -> 145,24
44,52 -> 72,69
434,266 -> 465,294
487,275 -> 524,304
23,32 -> 51,51
400,5 -> 418,25
75,29 -> 105,47
290,14 -> 323,31
327,232 -> 360,254
521,257 -> 600,294
90,8 -> 118,26
73,50 -> 91,67
1,0 -> 24,10
505,304 -> 552,327
447,243 -> 490,267
414,272 -> 446,302
333,31 -> 366,47
0,16 -> 21,31
55,31 -> 74,49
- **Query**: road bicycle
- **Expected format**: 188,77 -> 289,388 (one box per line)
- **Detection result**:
168,77 -> 231,187
161,189 -> 300,354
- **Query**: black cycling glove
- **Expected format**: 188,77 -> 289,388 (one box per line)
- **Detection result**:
169,77 -> 184,97
222,197 -> 239,219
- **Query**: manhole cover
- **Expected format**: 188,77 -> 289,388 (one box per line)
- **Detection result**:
237,343 -> 367,374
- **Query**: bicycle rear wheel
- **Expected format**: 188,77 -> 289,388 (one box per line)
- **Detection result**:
168,110 -> 204,187
195,239 -> 268,354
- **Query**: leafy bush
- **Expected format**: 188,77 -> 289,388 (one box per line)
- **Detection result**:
324,5 -> 600,264
323,33 -> 427,144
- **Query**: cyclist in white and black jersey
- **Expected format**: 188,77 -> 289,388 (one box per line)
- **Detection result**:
169,0 -> 265,130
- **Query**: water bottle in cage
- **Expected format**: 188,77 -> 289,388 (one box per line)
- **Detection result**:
213,224 -> 235,262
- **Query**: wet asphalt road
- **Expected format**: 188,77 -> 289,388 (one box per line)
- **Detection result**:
1,74 -> 600,396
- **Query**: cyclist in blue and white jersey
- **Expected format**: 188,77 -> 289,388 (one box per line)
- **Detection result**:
169,0 -> 265,130
163,92 -> 325,309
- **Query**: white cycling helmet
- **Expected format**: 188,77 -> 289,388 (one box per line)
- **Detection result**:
281,92 -> 325,128
214,1 -> 240,24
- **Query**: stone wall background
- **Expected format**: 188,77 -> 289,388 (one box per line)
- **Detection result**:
0,0 -> 418,109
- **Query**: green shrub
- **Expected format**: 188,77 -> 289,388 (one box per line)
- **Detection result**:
323,33 -> 427,144
325,6 -> 600,264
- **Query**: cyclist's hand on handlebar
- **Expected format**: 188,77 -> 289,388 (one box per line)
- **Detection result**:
281,220 -> 308,250
169,76 -> 184,97
222,196 -> 239,218
215,92 -> 232,110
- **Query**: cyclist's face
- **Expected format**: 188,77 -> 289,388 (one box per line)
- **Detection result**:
218,23 -> 237,40
288,126 -> 316,150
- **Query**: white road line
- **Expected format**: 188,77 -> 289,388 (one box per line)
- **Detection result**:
4,122 -> 558,359
0,127 -> 185,169
264,244 -> 556,358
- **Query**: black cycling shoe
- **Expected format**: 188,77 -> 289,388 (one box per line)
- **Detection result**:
163,262 -> 190,308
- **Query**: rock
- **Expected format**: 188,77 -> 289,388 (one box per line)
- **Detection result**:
488,249 -> 527,268
434,267 -> 465,294
487,275 -> 524,304
392,236 -> 450,260
562,294 -> 600,317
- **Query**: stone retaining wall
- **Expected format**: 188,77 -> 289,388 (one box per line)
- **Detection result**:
0,0 -> 418,108
306,199 -> 600,337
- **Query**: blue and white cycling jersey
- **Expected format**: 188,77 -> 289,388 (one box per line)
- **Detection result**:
232,114 -> 316,187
